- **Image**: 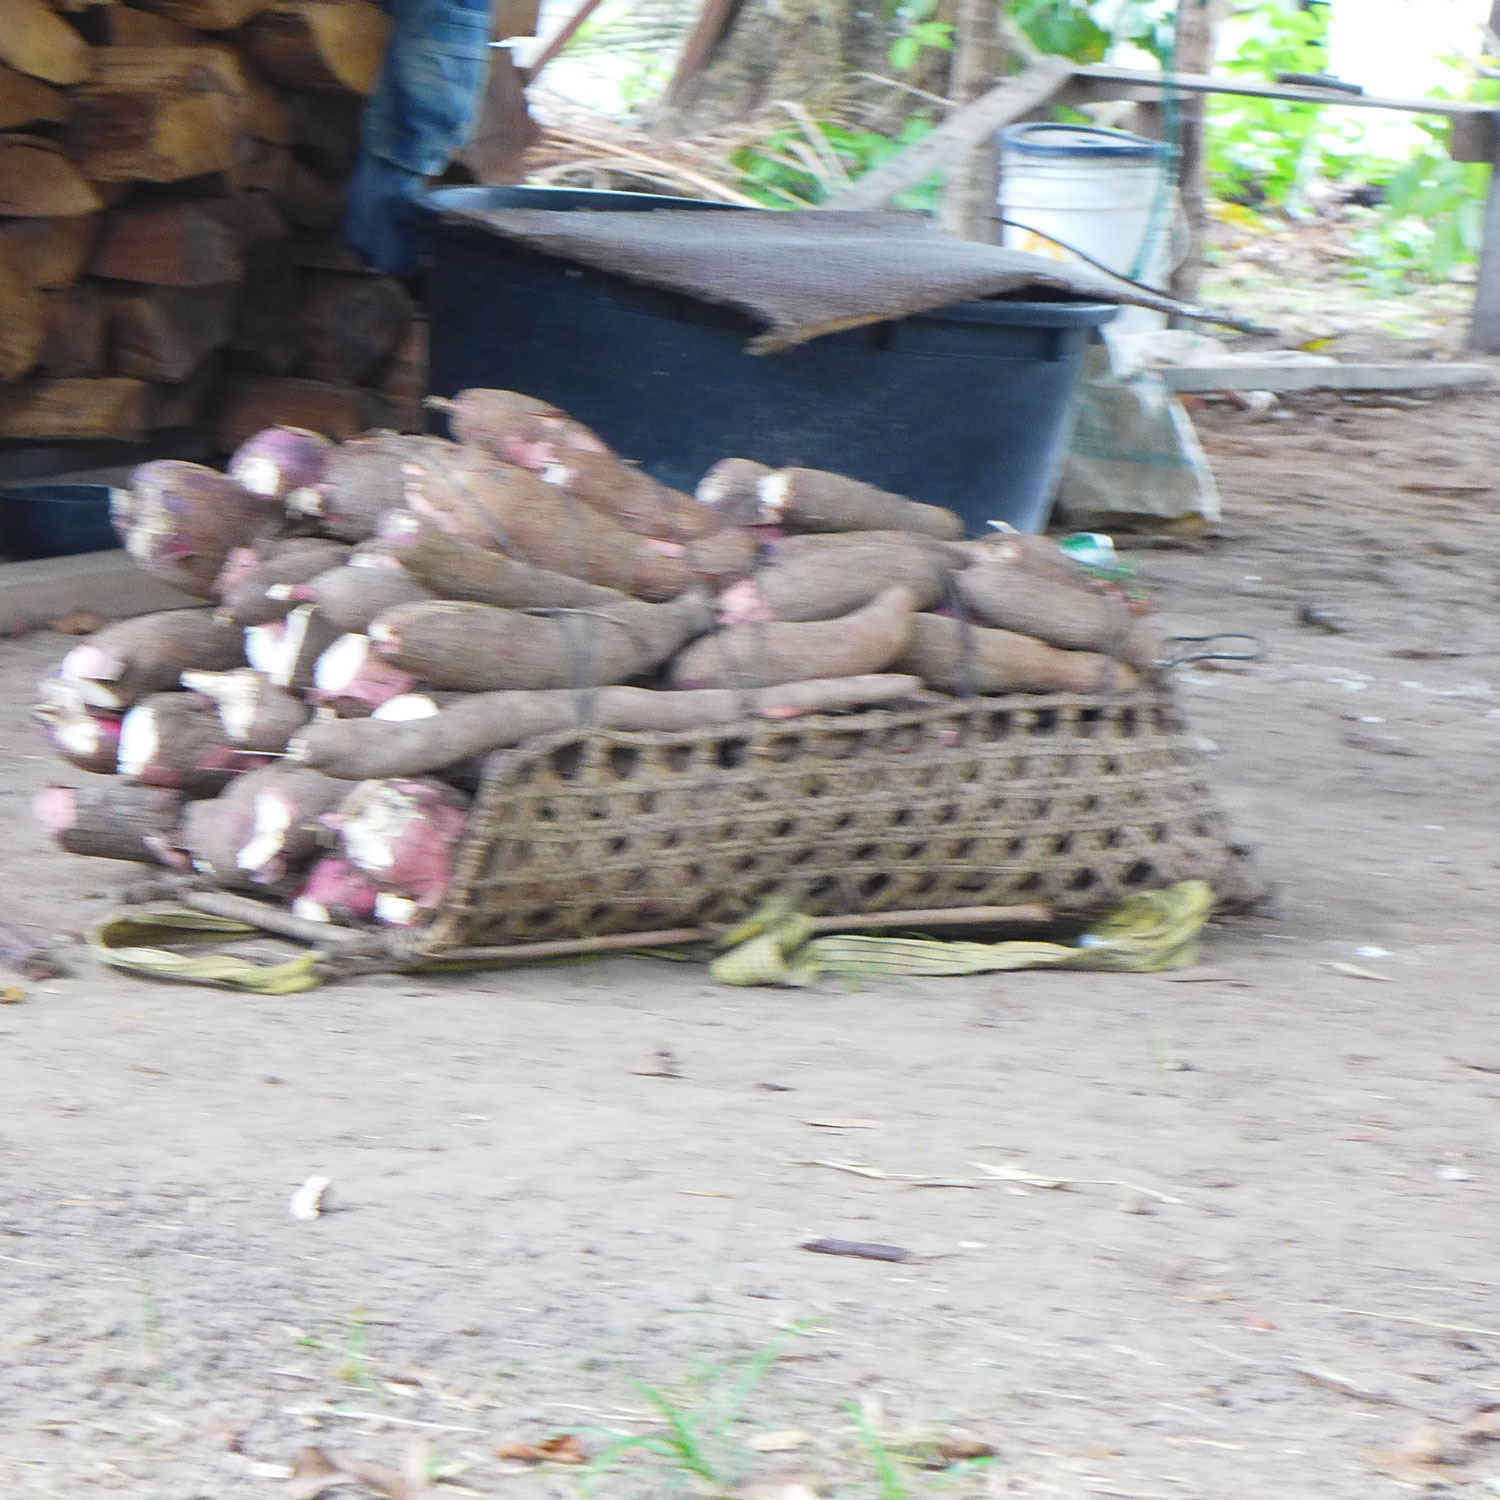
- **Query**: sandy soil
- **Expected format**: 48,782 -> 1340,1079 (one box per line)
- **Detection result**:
2,391 -> 1499,1500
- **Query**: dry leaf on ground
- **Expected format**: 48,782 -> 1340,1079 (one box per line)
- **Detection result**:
1364,1423 -> 1456,1484
494,1433 -> 587,1464
1459,1404 -> 1500,1442
287,1445 -> 428,1500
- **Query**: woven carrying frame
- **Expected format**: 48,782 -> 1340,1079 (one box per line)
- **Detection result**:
401,687 -> 1247,960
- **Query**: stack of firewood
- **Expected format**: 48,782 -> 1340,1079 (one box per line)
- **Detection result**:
32,389 -> 1163,931
0,0 -> 424,451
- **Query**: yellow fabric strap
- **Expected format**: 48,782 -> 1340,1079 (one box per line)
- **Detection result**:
710,881 -> 1215,987
91,909 -> 325,995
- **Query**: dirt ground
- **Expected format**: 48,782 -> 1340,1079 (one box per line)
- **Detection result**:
3,389 -> 1500,1500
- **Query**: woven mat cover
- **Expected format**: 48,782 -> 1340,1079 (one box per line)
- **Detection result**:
436,206 -> 1183,349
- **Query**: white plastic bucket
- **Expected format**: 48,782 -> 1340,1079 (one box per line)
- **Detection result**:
997,124 -> 1174,290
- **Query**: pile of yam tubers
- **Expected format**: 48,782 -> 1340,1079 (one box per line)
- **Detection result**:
33,388 -> 1162,932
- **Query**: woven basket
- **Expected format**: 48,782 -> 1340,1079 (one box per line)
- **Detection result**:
395,687 -> 1250,961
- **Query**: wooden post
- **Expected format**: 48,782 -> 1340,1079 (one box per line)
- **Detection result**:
1168,0 -> 1222,302
1469,1 -> 1500,350
939,0 -> 1003,241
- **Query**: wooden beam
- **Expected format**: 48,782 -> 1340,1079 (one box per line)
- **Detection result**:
1470,139 -> 1500,353
1065,63 -> 1500,120
1158,363 -> 1495,394
825,55 -> 1075,211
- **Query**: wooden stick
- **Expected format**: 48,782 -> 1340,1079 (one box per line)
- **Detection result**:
524,0 -> 608,82
826,56 -> 1073,211
181,888 -> 386,954
410,903 -> 1056,965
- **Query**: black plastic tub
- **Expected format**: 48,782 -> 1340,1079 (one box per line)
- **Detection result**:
420,187 -> 1116,536
0,483 -> 119,559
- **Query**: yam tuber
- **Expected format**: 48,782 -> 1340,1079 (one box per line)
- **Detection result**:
228,425 -> 333,501
213,537 -> 351,625
955,562 -> 1161,672
538,448 -> 729,543
287,432 -> 449,541
330,777 -> 470,921
428,387 -> 614,467
400,445 -> 697,601
896,614 -> 1143,696
668,587 -> 917,690
244,603 -> 339,693
180,667 -> 311,751
309,632 -> 417,715
760,468 -> 964,542
383,517 -> 631,612
292,854 -> 378,925
294,554 -> 435,634
117,691 -> 264,794
33,677 -> 122,775
229,766 -> 346,884
111,460 -> 279,597
34,781 -> 186,867
59,608 -> 245,710
369,590 -> 716,693
290,675 -> 924,780
746,535 -> 958,622
696,457 -> 773,526
180,777 -> 260,890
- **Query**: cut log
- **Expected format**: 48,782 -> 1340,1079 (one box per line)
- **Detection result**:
65,47 -> 249,183
196,191 -> 287,248
94,7 -> 196,45
0,252 -> 45,382
285,228 -> 374,274
300,272 -> 413,385
0,0 -> 93,85
284,88 -> 361,168
37,283 -> 106,377
134,0 -> 276,29
147,353 -> 220,429
237,0 -> 391,94
90,202 -> 244,286
234,139 -> 293,192
227,242 -> 304,372
214,374 -> 392,448
378,316 -> 426,431
0,213 -> 98,286
107,282 -> 237,379
0,61 -> 67,127
0,376 -> 147,439
272,157 -> 344,228
0,137 -> 103,217
219,51 -> 292,142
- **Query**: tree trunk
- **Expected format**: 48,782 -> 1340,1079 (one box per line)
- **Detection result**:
1169,0 -> 1222,302
939,0 -> 1003,240
658,0 -> 900,133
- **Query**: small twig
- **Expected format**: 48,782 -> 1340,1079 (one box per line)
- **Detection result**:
281,1406 -> 484,1434
1331,1308 -> 1500,1340
1294,1366 -> 1409,1408
972,1162 -> 1184,1204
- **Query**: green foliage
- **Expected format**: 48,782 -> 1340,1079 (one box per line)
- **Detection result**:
1349,134 -> 1492,290
733,114 -> 944,212
888,0 -> 953,73
1011,0 -> 1175,66
1207,0 -> 1332,205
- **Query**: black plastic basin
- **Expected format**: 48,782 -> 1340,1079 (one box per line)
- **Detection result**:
420,186 -> 1116,535
0,483 -> 119,559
